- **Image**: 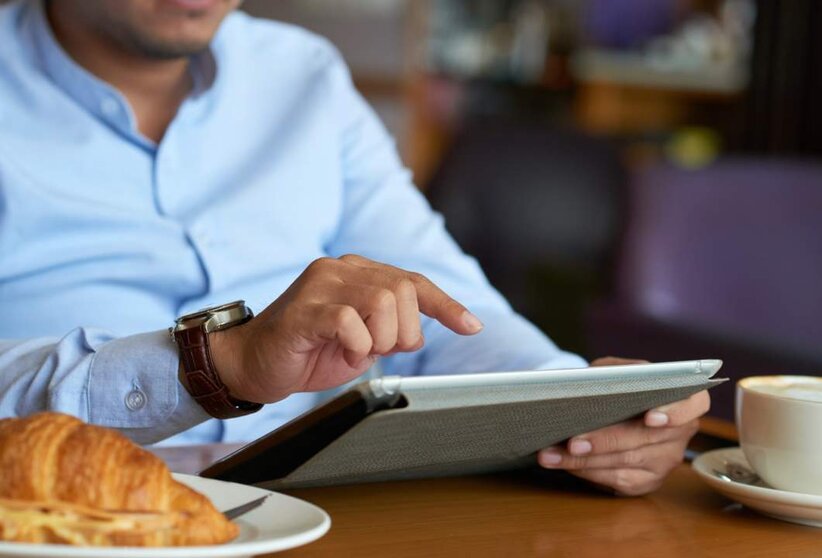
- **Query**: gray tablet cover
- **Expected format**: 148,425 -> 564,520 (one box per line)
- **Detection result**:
260,372 -> 724,489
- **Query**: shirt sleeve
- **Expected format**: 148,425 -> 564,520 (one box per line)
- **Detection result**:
0,328 -> 209,444
322,49 -> 587,376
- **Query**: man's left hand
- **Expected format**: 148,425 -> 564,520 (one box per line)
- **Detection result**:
537,357 -> 710,496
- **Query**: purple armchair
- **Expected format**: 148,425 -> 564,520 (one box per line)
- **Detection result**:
587,158 -> 822,419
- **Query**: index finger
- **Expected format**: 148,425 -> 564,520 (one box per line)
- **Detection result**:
338,254 -> 483,336
406,271 -> 484,335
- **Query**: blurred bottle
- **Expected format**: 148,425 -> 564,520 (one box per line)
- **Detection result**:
665,127 -> 722,169
510,1 -> 550,82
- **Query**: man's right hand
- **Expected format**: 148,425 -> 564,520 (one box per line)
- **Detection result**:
208,254 -> 484,404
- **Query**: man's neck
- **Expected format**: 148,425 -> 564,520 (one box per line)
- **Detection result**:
46,5 -> 193,143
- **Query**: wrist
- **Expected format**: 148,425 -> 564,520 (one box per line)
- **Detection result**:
172,300 -> 263,418
209,325 -> 254,402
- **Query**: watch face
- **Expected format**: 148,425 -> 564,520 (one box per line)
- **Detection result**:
192,301 -> 244,318
175,300 -> 251,331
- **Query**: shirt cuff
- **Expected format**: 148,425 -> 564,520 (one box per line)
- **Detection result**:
87,329 -> 209,444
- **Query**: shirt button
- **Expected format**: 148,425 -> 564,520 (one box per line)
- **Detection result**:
100,97 -> 120,117
125,388 -> 147,411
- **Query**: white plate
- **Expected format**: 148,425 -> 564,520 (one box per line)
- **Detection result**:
692,447 -> 822,527
0,474 -> 330,558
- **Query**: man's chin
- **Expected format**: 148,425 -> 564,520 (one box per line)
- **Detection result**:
132,39 -> 212,60
160,0 -> 224,15
120,2 -> 234,59
113,25 -> 214,60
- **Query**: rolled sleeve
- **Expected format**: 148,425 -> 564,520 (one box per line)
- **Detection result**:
87,329 -> 209,443
0,328 -> 208,445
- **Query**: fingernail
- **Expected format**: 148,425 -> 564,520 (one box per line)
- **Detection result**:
540,449 -> 562,467
462,311 -> 484,333
646,410 -> 669,427
569,439 -> 592,455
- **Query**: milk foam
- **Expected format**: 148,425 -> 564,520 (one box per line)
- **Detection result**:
749,381 -> 822,403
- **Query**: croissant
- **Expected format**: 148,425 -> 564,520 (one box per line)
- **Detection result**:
0,412 -> 238,546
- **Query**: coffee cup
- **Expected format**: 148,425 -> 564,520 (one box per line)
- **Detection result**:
736,375 -> 822,495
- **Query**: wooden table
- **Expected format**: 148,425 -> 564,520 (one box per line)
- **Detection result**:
152,418 -> 821,557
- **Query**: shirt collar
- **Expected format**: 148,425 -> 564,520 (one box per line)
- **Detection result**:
25,0 -> 217,145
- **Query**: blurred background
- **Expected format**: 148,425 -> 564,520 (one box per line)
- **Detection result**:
242,0 -> 822,420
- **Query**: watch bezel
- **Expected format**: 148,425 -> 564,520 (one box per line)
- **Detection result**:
173,300 -> 253,334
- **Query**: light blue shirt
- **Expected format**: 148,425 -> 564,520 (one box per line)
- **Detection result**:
0,0 -> 586,445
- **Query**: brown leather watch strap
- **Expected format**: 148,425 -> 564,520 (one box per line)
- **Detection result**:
174,326 -> 262,419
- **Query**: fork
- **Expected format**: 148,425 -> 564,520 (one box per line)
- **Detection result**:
221,495 -> 270,520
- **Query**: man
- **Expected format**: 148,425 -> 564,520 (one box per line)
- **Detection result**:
0,0 -> 708,496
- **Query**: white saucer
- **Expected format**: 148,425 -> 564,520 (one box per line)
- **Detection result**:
0,474 -> 330,557
692,447 -> 822,527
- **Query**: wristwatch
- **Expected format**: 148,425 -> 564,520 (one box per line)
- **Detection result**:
171,300 -> 263,419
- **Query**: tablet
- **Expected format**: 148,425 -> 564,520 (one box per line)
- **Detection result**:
200,359 -> 725,489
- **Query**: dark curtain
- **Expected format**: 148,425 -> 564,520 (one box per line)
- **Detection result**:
743,0 -> 822,155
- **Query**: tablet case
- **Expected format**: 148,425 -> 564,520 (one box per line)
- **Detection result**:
219,370 -> 724,489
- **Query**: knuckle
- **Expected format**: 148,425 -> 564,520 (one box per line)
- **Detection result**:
371,339 -> 394,354
613,471 -> 658,497
371,288 -> 395,311
396,330 -> 423,351
407,271 -> 430,286
613,470 -> 637,494
393,278 -> 416,297
445,298 -> 466,315
601,431 -> 621,453
305,256 -> 336,277
331,305 -> 359,329
622,450 -> 645,468
407,333 -> 425,349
